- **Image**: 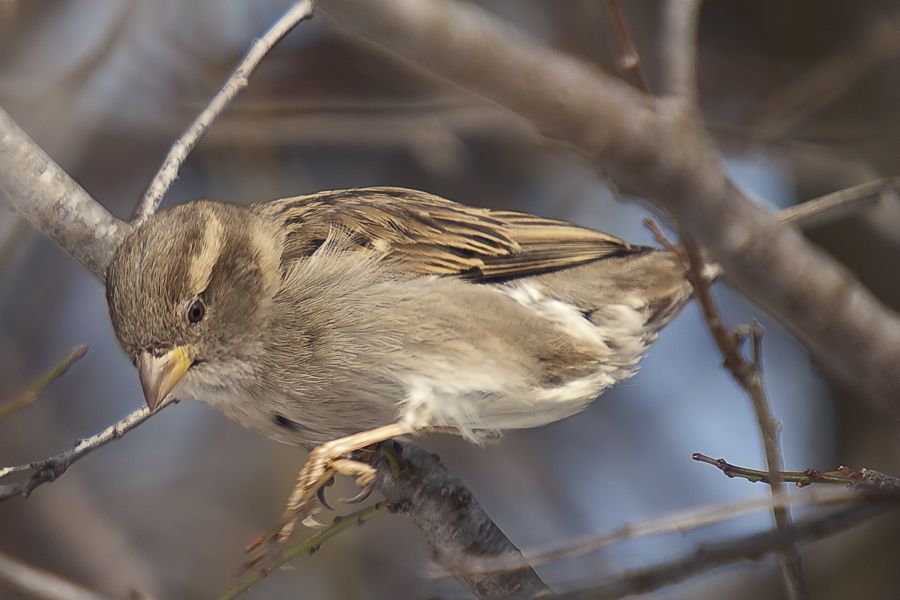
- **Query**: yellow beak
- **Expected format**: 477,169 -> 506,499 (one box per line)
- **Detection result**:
138,347 -> 191,412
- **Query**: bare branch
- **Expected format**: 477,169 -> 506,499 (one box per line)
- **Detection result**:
373,441 -> 550,600
778,177 -> 898,228
135,0 -> 316,221
0,345 -> 87,422
643,218 -> 807,597
676,228 -> 806,598
693,453 -> 900,491
0,105 -> 128,280
556,502 -> 890,600
0,551 -> 111,600
0,406 -> 157,501
603,0 -> 649,92
660,0 -> 703,105
320,0 -> 900,413
439,487 -> 870,578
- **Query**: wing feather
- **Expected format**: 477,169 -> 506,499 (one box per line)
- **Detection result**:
255,187 -> 650,281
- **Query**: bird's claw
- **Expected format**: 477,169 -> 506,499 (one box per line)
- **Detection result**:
340,481 -> 375,504
240,427 -> 398,573
316,475 -> 336,511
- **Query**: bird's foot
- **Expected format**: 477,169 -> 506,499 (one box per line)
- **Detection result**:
241,423 -> 411,573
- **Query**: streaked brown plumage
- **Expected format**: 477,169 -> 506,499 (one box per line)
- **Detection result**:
103,185 -> 845,556
110,187 -> 693,437
265,187 -> 652,280
106,186 -> 694,554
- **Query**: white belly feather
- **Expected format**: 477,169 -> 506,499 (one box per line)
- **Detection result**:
398,282 -> 654,436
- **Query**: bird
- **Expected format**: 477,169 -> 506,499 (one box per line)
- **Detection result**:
103,185 -> 826,560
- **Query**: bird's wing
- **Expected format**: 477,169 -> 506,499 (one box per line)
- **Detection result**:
259,187 -> 650,282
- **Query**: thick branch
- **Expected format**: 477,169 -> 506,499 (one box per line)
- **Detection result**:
0,106 -> 128,280
373,441 -> 550,599
321,0 -> 900,410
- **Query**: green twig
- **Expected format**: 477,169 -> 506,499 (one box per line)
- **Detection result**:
220,502 -> 387,600
0,345 -> 88,422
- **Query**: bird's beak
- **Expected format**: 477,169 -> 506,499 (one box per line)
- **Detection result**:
138,347 -> 191,412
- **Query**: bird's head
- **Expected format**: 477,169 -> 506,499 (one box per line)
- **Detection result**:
106,201 -> 282,411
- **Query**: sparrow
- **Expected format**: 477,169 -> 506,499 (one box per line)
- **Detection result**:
103,186 -> 796,557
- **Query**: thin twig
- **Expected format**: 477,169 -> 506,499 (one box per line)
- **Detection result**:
135,0 -> 316,221
220,502 -> 387,600
0,406 -> 160,501
660,0 -> 703,105
603,0 -> 649,92
438,486 -> 872,578
777,177 -> 897,228
693,453 -> 900,491
0,551 -> 111,600
681,233 -> 807,600
0,345 -> 88,422
644,219 -> 807,598
555,502 -> 889,600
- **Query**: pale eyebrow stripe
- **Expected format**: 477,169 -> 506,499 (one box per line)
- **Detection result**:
187,212 -> 224,294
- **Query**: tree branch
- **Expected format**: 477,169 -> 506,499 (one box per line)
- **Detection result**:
437,487 -> 868,578
603,0 -> 649,92
556,502 -> 889,600
693,453 -> 900,491
0,105 -> 128,280
660,0 -> 703,105
647,221 -> 806,597
320,0 -> 900,412
0,406 -> 157,501
135,0 -> 316,220
373,441 -> 550,599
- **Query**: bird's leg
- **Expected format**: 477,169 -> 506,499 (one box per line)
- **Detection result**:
244,422 -> 413,569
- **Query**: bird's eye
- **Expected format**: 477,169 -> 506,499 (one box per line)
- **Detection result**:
186,298 -> 206,324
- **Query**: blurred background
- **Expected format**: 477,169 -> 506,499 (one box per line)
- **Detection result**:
1,1 -> 899,598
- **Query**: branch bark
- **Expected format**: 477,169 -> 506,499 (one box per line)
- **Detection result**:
373,441 -> 550,599
0,106 -> 128,280
320,0 -> 900,412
